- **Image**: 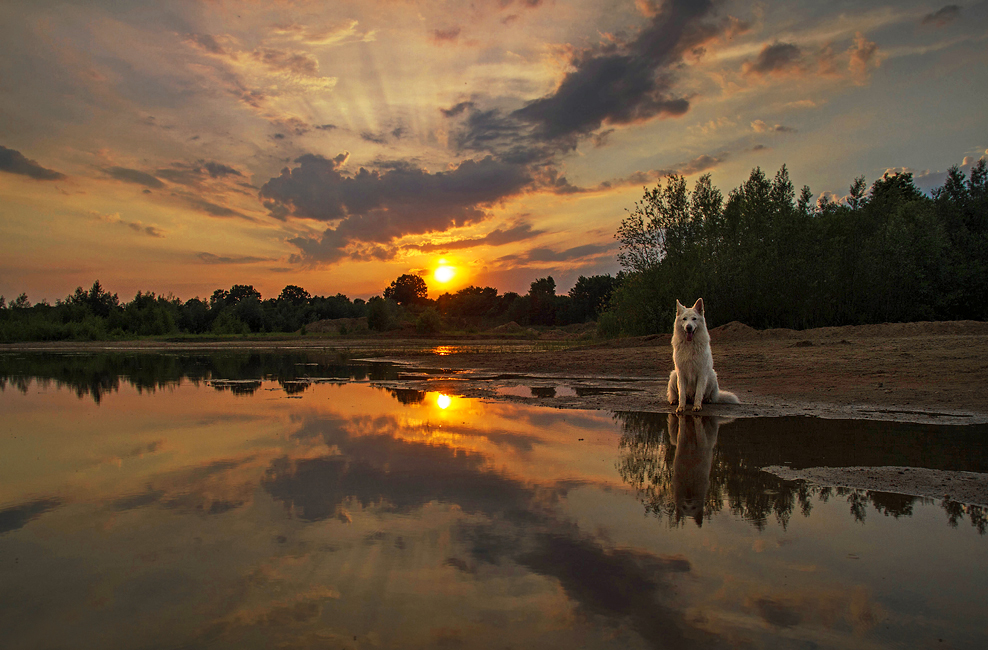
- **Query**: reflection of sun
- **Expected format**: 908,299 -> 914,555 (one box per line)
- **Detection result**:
436,394 -> 452,409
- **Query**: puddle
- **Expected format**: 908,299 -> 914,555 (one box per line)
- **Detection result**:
496,385 -> 579,398
1,351 -> 987,649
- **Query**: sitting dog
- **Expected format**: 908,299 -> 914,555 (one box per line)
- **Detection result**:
667,298 -> 739,412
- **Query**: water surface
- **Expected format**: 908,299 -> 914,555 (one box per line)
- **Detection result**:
1,352 -> 986,649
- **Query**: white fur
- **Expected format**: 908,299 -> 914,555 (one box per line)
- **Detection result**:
667,298 -> 739,412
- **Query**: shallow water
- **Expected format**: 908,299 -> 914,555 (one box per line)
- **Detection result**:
1,352 -> 986,649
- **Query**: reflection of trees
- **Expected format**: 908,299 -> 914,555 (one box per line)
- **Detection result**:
0,352 -> 401,402
615,412 -> 987,534
616,412 -> 807,529
387,388 -> 426,404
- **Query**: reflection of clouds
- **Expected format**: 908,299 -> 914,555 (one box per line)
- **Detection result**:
265,411 -> 723,648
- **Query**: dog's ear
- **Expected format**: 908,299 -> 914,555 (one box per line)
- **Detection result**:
692,298 -> 704,314
676,300 -> 685,314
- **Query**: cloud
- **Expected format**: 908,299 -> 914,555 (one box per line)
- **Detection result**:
431,27 -> 462,44
197,252 -> 270,264
261,152 -> 534,264
203,162 -> 243,178
92,211 -> 165,238
0,145 -> 66,180
413,221 -> 546,253
0,497 -> 63,535
185,33 -> 226,55
922,5 -> 961,27
893,154 -> 987,195
441,101 -> 475,118
106,166 -> 165,188
742,42 -> 804,77
510,0 -> 723,142
155,160 -> 244,186
848,32 -> 880,82
252,48 -> 321,77
185,196 -> 251,220
498,242 -> 615,264
448,0 -> 737,156
751,120 -> 796,133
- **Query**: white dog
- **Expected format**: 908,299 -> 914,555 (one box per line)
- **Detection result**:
667,298 -> 739,412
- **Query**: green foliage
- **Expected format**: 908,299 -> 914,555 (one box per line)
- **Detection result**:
569,274 -> 620,322
606,162 -> 986,334
279,284 -> 310,305
416,307 -> 444,335
527,276 -> 557,326
367,297 -> 400,331
383,274 -> 428,305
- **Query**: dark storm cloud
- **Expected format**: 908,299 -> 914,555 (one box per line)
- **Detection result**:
922,5 -> 961,27
107,166 -> 165,188
261,152 -> 533,263
0,145 -> 66,180
413,221 -> 546,252
742,42 -> 803,76
509,0 -> 719,142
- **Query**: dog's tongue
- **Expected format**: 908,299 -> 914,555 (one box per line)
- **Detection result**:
686,330 -> 693,342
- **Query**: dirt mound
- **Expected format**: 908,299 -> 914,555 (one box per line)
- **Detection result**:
490,321 -> 524,334
708,321 -> 759,342
305,317 -> 367,334
711,319 -> 988,342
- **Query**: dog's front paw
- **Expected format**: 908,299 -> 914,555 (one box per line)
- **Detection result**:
675,404 -> 686,414
692,403 -> 703,412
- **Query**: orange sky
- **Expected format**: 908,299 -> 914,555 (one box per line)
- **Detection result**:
1,0 -> 986,303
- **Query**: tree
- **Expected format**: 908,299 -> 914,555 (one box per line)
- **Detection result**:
279,285 -> 310,305
227,284 -> 262,304
367,296 -> 400,331
569,275 -> 619,322
383,274 -> 428,305
528,276 -> 557,326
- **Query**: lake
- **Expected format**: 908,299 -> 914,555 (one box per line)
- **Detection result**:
1,351 -> 986,649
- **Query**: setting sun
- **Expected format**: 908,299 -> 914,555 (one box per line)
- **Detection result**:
434,265 -> 456,284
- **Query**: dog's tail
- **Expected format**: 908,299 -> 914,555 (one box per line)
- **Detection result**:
712,389 -> 740,404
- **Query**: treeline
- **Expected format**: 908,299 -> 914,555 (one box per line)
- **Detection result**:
0,283 -> 366,342
604,159 -> 988,334
0,273 -> 620,342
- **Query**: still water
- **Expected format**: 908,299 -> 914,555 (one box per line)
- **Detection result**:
1,352 -> 986,649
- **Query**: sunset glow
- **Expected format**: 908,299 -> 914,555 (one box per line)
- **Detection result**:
1,1 -> 986,302
434,265 -> 456,284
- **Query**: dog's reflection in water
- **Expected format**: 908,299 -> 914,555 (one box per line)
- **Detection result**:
668,413 -> 732,526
